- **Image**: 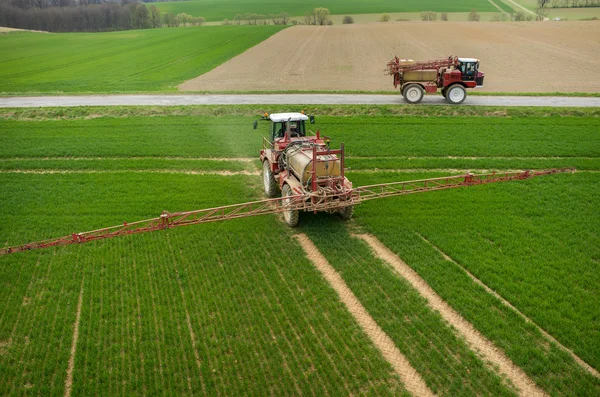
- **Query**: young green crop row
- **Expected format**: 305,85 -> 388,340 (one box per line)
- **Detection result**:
0,26 -> 285,93
156,0 -> 500,21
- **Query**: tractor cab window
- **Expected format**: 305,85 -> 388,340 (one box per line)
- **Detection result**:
289,120 -> 306,137
272,122 -> 285,140
459,61 -> 478,81
272,120 -> 306,140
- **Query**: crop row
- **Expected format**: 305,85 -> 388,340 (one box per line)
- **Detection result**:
0,26 -> 285,93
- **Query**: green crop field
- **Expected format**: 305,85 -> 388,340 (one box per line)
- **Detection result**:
0,26 -> 285,94
156,0 -> 500,21
1,106 -> 599,395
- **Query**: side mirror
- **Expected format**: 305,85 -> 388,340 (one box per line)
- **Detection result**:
253,120 -> 258,130
309,116 -> 315,124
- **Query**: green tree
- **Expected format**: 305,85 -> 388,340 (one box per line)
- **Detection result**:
313,7 -> 330,25
148,4 -> 161,28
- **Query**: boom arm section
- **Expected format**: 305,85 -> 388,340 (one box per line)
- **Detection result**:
0,169 -> 574,256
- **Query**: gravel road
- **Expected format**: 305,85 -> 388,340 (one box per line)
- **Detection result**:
1,94 -> 599,108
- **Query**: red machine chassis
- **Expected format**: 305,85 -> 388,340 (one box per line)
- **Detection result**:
0,168 -> 574,256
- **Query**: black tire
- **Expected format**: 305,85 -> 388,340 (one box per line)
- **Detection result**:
441,87 -> 447,98
338,205 -> 354,220
446,84 -> 467,105
403,84 -> 424,104
282,185 -> 300,227
263,160 -> 278,198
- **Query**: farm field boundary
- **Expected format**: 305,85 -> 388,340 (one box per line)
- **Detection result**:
355,234 -> 546,396
417,232 -> 600,378
294,234 -> 434,397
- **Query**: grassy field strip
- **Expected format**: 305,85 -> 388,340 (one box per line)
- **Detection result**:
417,232 -> 600,378
294,234 -> 434,397
64,277 -> 84,397
356,234 -> 546,397
156,0 -> 498,21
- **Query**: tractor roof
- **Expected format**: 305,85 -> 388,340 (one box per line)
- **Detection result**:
458,58 -> 479,63
269,113 -> 309,122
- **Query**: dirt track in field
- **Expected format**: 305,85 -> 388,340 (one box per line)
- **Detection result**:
180,22 -> 600,93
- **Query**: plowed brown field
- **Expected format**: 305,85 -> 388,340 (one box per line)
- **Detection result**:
179,21 -> 600,93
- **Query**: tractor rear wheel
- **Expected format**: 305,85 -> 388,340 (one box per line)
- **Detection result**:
446,84 -> 467,105
282,184 -> 299,227
263,160 -> 278,198
403,84 -> 424,104
338,205 -> 354,220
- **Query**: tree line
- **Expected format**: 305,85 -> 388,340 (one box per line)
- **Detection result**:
0,0 -> 210,31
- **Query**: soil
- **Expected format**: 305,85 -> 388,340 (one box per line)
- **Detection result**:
179,21 -> 600,93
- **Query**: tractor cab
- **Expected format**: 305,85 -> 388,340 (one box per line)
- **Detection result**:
457,58 -> 479,81
253,112 -> 315,143
457,58 -> 484,86
270,113 -> 309,141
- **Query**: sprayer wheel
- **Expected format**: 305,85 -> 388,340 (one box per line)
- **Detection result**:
263,160 -> 279,198
282,184 -> 300,227
403,84 -> 424,104
338,205 -> 354,220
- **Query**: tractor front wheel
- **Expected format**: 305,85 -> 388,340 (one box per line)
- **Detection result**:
338,205 -> 354,221
446,84 -> 467,105
263,160 -> 278,198
403,84 -> 424,104
282,185 -> 300,227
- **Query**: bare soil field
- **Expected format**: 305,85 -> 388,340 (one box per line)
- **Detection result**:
179,21 -> 600,93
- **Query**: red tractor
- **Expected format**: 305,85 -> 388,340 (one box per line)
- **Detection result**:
254,112 -> 353,226
386,56 -> 484,104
